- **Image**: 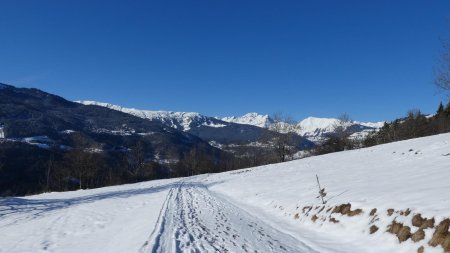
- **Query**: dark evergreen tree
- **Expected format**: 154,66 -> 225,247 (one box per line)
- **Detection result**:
437,102 -> 444,115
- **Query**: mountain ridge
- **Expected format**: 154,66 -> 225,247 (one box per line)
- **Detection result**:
77,101 -> 313,148
78,100 -> 384,143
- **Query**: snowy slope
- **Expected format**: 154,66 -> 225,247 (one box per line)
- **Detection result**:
1,134 -> 449,253
207,133 -> 450,253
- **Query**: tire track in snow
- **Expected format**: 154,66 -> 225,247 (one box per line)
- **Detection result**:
139,183 -> 178,253
141,178 -> 320,253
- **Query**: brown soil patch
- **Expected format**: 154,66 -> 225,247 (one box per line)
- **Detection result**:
369,208 -> 377,216
411,228 -> 425,242
387,220 -> 411,242
412,214 -> 435,229
429,218 -> 450,251
369,225 -> 379,234
311,215 -> 318,222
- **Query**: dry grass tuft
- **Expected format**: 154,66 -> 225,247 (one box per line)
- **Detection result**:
411,228 -> 425,242
370,208 -> 377,216
317,206 -> 325,213
429,218 -> 450,251
399,208 -> 411,216
294,213 -> 300,219
332,203 -> 363,217
387,220 -> 402,234
387,220 -> 411,242
369,225 -> 379,234
387,208 -> 395,216
417,246 -> 424,253
348,209 -> 363,216
311,215 -> 319,222
442,234 -> 450,252
412,214 -> 435,229
397,226 -> 412,242
329,217 -> 339,223
333,203 -> 351,214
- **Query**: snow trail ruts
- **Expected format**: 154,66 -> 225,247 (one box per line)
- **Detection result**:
142,178 -> 319,253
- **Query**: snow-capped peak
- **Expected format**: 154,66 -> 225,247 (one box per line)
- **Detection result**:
297,117 -> 340,136
296,116 -> 384,141
221,113 -> 273,128
76,100 -> 223,131
77,100 -> 384,143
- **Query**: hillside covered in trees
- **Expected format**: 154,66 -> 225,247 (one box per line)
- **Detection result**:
0,84 -> 311,196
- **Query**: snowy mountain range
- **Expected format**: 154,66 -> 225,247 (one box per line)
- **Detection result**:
221,113 -> 274,128
0,83 -> 223,165
77,101 -> 310,148
78,101 -> 224,132
223,113 -> 384,141
78,101 -> 384,143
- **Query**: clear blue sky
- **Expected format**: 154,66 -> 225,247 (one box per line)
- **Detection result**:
0,1 -> 449,122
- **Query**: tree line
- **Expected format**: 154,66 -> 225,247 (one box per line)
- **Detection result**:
364,102 -> 450,147
0,131 -> 287,196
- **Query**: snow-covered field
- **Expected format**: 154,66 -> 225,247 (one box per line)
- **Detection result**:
1,133 -> 449,252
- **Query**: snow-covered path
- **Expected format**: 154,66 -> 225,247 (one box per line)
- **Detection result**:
141,177 -> 318,253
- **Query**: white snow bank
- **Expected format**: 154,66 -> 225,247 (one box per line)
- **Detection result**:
0,179 -> 181,253
206,133 -> 450,253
